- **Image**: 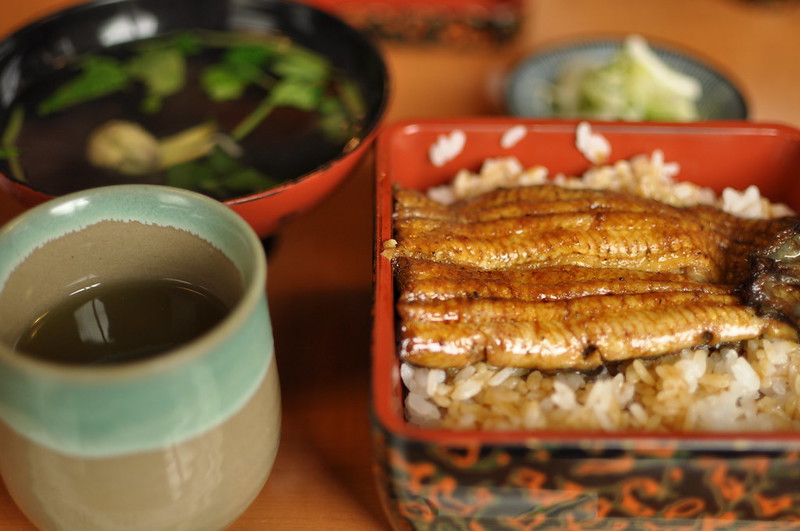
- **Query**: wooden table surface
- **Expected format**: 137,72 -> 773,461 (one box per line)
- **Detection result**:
2,0 -> 800,529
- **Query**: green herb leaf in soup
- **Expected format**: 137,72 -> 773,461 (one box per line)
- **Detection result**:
37,56 -> 130,116
201,63 -> 251,101
126,48 -> 187,113
271,48 -> 330,83
165,147 -> 280,200
201,43 -> 276,101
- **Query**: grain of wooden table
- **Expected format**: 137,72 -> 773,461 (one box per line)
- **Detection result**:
2,0 -> 800,529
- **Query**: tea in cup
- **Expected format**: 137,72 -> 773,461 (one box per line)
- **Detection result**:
0,185 -> 280,530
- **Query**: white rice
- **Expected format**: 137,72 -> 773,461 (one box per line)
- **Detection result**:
576,120 -> 611,164
428,129 -> 467,167
401,133 -> 800,432
500,124 -> 528,149
404,339 -> 800,432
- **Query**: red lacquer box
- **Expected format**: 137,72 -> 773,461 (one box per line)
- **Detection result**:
371,118 -> 800,530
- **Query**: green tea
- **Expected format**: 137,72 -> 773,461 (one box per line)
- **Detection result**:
14,278 -> 230,365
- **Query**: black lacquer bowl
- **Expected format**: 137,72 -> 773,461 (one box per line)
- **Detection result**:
0,0 -> 390,237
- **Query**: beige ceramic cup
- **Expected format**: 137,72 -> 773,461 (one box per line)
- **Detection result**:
0,185 -> 280,530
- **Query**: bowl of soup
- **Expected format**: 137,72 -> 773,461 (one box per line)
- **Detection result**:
0,0 -> 390,237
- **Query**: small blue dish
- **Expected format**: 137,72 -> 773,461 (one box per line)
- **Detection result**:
505,37 -> 748,120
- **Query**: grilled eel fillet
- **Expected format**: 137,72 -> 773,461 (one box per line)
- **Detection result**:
385,185 -> 800,370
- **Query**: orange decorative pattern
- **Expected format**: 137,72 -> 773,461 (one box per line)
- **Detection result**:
373,426 -> 800,529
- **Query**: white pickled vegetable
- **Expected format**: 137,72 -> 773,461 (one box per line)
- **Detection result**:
550,35 -> 702,121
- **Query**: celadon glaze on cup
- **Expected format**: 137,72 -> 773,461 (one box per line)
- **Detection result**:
0,185 -> 280,531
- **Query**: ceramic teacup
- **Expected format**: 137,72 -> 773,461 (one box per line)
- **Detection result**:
0,185 -> 280,531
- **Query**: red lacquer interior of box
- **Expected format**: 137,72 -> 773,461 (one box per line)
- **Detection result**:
372,118 -> 800,446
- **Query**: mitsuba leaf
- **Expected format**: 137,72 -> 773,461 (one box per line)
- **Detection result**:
0,105 -> 26,182
37,56 -> 130,115
220,164 -> 279,192
226,44 -> 274,73
205,149 -> 279,192
201,44 -> 275,101
166,160 -> 217,193
271,48 -> 330,83
318,77 -> 366,143
0,146 -> 19,158
337,77 -> 366,122
201,63 -> 249,101
268,78 -> 323,110
318,96 -> 350,143
165,148 -> 279,199
168,31 -> 204,56
127,48 -> 187,113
